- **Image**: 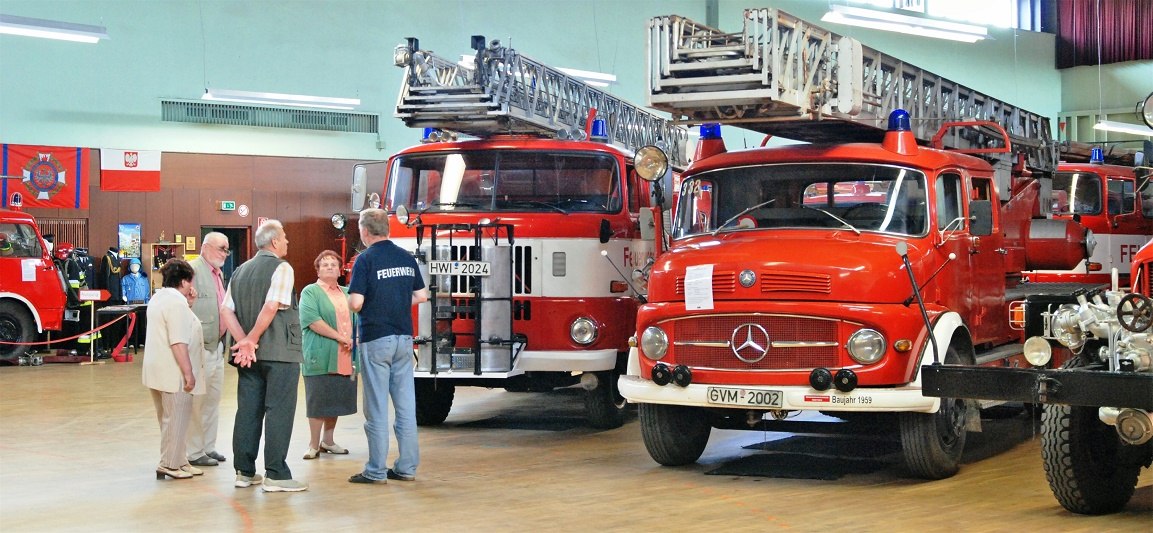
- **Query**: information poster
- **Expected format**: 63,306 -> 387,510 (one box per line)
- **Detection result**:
118,223 -> 141,259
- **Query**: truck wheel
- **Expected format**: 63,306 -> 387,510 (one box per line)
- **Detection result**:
1041,403 -> 1143,514
585,370 -> 628,429
414,380 -> 455,426
0,301 -> 35,362
639,403 -> 711,466
900,344 -> 968,479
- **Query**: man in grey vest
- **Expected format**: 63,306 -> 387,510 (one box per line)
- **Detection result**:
187,232 -> 231,467
220,220 -> 307,492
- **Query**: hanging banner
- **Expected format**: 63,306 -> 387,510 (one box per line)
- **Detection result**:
100,149 -> 162,192
1,144 -> 90,209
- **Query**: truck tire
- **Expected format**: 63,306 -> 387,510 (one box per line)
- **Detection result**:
0,301 -> 35,362
585,369 -> 627,429
1041,403 -> 1143,514
899,344 -> 968,479
639,403 -> 711,466
414,380 -> 455,426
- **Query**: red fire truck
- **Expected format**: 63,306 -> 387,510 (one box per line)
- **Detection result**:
619,9 -> 1100,479
0,207 -> 77,361
360,36 -> 686,428
1028,157 -> 1153,285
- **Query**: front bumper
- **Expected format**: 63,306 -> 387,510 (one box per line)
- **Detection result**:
921,364 -> 1153,410
619,374 -> 940,413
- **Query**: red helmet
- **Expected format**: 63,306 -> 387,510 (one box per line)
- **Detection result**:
54,242 -> 74,261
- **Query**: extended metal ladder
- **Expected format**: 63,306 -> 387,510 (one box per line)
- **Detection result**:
395,35 -> 690,168
647,8 -> 1056,176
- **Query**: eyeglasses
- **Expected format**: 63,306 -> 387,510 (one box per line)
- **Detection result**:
214,244 -> 230,253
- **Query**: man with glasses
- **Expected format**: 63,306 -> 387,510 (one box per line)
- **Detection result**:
187,232 -> 231,467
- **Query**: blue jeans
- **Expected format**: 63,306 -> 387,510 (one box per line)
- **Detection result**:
360,335 -> 419,480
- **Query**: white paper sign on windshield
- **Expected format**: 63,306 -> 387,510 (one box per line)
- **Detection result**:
684,264 -> 714,311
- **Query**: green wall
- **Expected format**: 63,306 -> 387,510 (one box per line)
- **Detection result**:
1,0 -> 1148,160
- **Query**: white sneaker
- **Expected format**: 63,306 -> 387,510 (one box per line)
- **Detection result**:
235,473 -> 264,488
262,478 -> 308,492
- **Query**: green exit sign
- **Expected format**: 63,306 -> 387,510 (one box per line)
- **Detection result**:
220,201 -> 237,211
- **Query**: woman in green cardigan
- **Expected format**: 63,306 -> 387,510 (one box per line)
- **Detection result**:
299,250 -> 359,459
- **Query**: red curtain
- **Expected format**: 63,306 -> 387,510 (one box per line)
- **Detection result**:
1056,0 -> 1153,68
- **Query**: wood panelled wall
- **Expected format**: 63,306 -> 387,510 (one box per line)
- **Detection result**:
24,152 -> 370,291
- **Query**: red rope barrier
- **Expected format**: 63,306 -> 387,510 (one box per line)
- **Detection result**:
0,312 -> 130,346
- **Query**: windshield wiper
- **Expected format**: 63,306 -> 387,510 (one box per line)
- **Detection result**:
498,200 -> 568,215
711,199 -> 775,236
802,206 -> 861,235
430,201 -> 482,209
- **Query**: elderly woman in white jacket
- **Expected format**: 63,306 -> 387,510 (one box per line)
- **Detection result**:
142,258 -> 206,480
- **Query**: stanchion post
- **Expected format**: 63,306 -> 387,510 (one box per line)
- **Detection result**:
77,289 -> 111,366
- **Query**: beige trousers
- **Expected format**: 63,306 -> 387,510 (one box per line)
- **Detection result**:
151,388 -> 193,470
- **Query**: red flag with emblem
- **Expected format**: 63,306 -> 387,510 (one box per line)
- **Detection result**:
1,144 -> 90,209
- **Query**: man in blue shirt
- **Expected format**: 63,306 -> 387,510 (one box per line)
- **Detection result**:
347,208 -> 428,484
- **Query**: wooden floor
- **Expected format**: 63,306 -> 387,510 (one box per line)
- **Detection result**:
0,360 -> 1149,532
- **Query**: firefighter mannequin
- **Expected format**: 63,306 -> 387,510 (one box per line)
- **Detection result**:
122,258 -> 151,304
100,247 -> 124,303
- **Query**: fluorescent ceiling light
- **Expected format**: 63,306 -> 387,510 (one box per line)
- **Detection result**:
202,88 -> 360,110
1094,120 -> 1153,137
821,4 -> 988,43
0,14 -> 108,43
558,67 -> 617,88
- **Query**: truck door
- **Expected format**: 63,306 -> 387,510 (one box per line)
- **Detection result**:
934,172 -> 976,322
1107,176 -> 1153,273
966,176 -> 1006,344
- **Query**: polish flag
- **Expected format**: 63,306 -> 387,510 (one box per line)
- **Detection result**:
100,149 -> 161,192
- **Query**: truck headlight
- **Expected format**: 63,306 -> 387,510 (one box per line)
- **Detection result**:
847,329 -> 885,364
570,317 -> 599,345
640,326 -> 668,360
1023,336 -> 1052,366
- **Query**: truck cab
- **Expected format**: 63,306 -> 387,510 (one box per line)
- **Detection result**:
381,132 -> 662,428
0,209 -> 73,360
1029,161 -> 1153,284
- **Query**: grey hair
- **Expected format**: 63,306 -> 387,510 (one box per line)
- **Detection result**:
358,208 -> 390,238
201,231 -> 228,251
254,219 -> 284,249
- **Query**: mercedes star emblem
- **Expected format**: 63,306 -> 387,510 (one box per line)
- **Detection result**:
731,323 -> 770,363
739,269 -> 756,288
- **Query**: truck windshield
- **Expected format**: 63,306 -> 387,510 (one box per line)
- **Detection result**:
386,150 -> 621,214
0,222 -> 44,258
1050,172 -> 1103,215
672,163 -> 929,238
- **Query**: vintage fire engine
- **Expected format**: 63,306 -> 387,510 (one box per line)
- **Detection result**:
1027,157 -> 1152,285
367,36 -> 687,428
923,241 -> 1153,514
619,8 -> 1102,479
0,207 -> 78,361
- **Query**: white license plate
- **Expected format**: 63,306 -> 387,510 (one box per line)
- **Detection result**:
428,261 -> 491,276
707,387 -> 783,408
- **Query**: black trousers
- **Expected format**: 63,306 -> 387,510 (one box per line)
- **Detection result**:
233,360 -> 299,480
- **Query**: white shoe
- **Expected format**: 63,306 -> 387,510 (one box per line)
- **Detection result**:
262,478 -> 308,492
235,473 -> 264,488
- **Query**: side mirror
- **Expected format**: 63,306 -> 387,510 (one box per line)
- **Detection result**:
969,200 -> 993,236
633,146 -> 669,182
352,165 -> 368,212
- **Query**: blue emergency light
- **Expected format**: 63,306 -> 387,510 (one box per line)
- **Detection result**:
888,109 -> 911,132
590,118 -> 608,142
699,123 -> 722,140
